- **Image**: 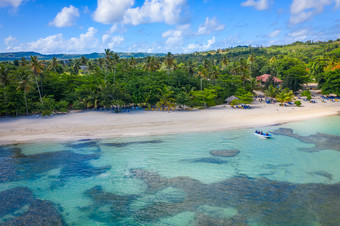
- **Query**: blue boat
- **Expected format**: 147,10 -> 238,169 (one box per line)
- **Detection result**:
254,131 -> 272,139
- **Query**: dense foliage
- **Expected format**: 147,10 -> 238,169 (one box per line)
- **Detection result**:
0,40 -> 339,116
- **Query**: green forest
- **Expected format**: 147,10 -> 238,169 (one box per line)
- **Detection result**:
0,40 -> 339,116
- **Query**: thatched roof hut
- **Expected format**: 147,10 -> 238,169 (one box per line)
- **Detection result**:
225,96 -> 239,104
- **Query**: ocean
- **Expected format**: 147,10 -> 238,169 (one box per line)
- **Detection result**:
1,115 -> 340,225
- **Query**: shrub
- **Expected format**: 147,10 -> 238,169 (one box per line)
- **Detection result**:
301,90 -> 311,97
72,100 -> 86,110
306,95 -> 312,100
36,97 -> 56,116
231,99 -> 239,105
56,101 -> 69,112
294,100 -> 301,107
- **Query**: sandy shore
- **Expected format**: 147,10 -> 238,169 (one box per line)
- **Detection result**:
0,99 -> 339,145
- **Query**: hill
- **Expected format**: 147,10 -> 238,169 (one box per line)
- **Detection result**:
0,51 -> 166,61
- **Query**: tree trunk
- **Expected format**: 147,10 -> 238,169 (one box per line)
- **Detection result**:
3,84 -> 7,116
201,78 -> 207,108
40,76 -> 43,96
24,91 -> 28,116
35,75 -> 43,104
114,67 -> 116,83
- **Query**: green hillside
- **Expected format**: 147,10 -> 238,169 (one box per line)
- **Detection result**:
0,52 -> 166,61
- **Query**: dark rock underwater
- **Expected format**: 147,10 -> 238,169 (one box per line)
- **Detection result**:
1,132 -> 340,225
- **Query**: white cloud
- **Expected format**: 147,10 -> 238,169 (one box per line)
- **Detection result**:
290,0 -> 340,24
49,5 -> 80,27
93,0 -> 134,24
109,23 -> 127,34
289,29 -> 308,38
102,34 -> 124,49
102,34 -> 110,43
241,0 -> 269,10
268,29 -> 280,38
0,0 -> 23,8
197,17 -> 225,35
93,0 -> 187,25
123,0 -> 187,25
288,29 -> 309,41
4,35 -> 17,45
162,24 -> 190,46
8,27 -> 99,54
107,36 -> 124,49
185,36 -> 216,52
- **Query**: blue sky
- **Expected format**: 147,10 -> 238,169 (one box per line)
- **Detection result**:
1,0 -> 340,54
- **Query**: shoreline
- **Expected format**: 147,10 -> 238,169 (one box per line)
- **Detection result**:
0,100 -> 339,145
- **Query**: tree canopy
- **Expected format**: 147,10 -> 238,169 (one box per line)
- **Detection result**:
0,39 -> 339,116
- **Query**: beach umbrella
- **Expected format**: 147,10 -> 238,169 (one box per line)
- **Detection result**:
225,96 -> 239,104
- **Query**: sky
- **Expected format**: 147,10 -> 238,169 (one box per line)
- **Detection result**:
0,0 -> 340,54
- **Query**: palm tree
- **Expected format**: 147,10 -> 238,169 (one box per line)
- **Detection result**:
185,59 -> 196,77
72,60 -> 81,75
20,57 -> 28,67
230,61 -> 240,76
264,85 -> 277,99
144,56 -> 153,77
151,57 -> 160,71
98,58 -> 105,70
222,55 -> 229,69
17,68 -> 34,115
156,86 -> 175,109
112,53 -> 120,83
195,65 -> 208,108
121,60 -> 129,74
48,57 -> 59,72
0,65 -> 11,115
276,89 -> 294,105
210,65 -> 219,82
165,52 -> 175,74
30,56 -> 44,104
269,56 -> 277,76
80,56 -> 88,65
203,59 -> 212,70
129,56 -> 136,68
104,49 -> 113,82
248,53 -> 255,76
239,58 -> 250,90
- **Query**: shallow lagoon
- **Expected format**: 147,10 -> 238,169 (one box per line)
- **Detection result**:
1,115 -> 340,225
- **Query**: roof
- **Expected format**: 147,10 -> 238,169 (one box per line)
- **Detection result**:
332,65 -> 340,70
256,74 -> 282,83
225,95 -> 239,103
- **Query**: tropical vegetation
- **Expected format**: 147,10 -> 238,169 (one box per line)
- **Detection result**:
0,39 -> 339,116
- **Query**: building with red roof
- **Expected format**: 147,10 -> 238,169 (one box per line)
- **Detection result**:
256,74 -> 282,83
332,65 -> 340,70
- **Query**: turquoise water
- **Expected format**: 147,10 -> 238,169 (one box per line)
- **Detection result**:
1,115 -> 340,225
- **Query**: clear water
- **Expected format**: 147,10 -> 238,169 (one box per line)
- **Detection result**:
1,115 -> 340,225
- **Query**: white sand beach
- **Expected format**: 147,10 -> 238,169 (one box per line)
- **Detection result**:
0,99 -> 339,145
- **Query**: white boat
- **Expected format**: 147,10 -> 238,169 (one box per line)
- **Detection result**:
254,132 -> 272,139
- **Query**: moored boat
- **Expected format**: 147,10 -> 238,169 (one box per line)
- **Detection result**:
254,131 -> 272,138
